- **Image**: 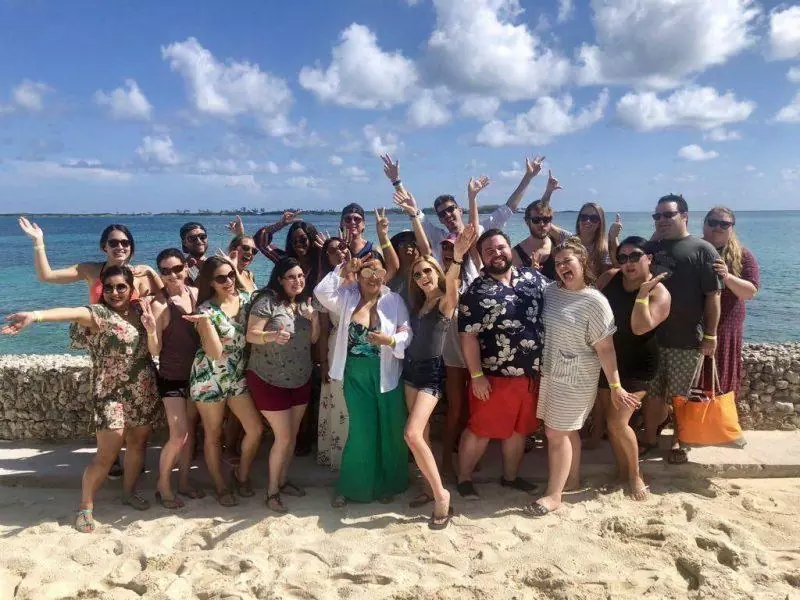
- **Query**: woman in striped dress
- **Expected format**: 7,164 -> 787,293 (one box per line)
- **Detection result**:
526,237 -> 640,517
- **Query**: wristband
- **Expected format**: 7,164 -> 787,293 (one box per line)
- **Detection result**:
381,242 -> 392,249
389,336 -> 396,348
609,382 -> 622,390
33,311 -> 42,323
452,259 -> 463,265
409,209 -> 422,220
261,331 -> 272,343
634,298 -> 649,305
33,243 -> 45,251
392,179 -> 401,187
703,334 -> 717,341
470,370 -> 484,380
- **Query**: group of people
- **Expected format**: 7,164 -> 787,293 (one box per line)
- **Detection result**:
3,153 -> 759,533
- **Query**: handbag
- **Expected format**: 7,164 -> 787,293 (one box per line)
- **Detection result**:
672,357 -> 746,448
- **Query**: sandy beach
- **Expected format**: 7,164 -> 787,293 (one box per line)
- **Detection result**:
1,476 -> 798,600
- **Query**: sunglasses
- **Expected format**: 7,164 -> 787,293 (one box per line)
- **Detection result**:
343,215 -> 363,224
159,264 -> 185,276
238,245 -> 257,254
106,239 -> 130,249
360,267 -> 387,281
187,233 -> 208,243
413,267 -> 434,280
617,251 -> 645,265
527,216 -> 553,225
436,205 -> 458,218
652,211 -> 681,221
579,214 -> 601,224
102,283 -> 130,294
706,219 -> 733,230
213,271 -> 236,285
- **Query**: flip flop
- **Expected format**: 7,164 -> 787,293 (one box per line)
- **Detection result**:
155,491 -> 185,510
266,492 -> 288,514
457,481 -> 480,501
74,508 -> 95,533
177,487 -> 206,500
629,485 -> 650,502
667,448 -> 689,465
428,505 -> 454,531
122,492 -> 150,511
215,488 -> 239,507
522,501 -> 552,518
280,481 -> 306,497
500,477 -> 538,493
231,468 -> 255,498
409,492 -> 435,508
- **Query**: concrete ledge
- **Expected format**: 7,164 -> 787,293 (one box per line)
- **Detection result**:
2,431 -> 798,491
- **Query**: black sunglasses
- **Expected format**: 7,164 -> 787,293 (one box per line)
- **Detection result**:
527,216 -> 552,225
617,251 -> 645,265
106,239 -> 130,249
159,264 -> 185,276
102,283 -> 130,294
343,215 -> 363,224
187,233 -> 208,243
436,205 -> 458,218
413,267 -> 434,280
213,271 -> 236,285
706,219 -> 733,230
238,244 -> 257,254
652,211 -> 681,221
579,214 -> 601,224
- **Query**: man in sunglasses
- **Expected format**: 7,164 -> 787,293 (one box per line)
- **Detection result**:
180,222 -> 209,281
513,171 -> 567,278
641,194 -> 723,465
340,203 -> 379,259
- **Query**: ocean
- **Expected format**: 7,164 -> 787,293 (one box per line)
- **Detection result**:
0,211 -> 796,354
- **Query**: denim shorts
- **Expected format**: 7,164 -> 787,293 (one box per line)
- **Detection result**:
402,356 -> 445,399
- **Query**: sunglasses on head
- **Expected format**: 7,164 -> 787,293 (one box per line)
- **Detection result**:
187,233 -> 208,243
436,205 -> 458,218
706,218 -> 733,230
579,214 -> 601,224
652,211 -> 681,221
527,216 -> 552,225
159,264 -> 185,276
617,251 -> 645,265
106,239 -> 130,249
213,271 -> 236,285
360,266 -> 386,281
343,215 -> 363,224
413,267 -> 434,280
102,283 -> 129,294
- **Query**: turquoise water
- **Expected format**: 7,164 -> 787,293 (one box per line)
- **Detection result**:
0,211 -> 796,354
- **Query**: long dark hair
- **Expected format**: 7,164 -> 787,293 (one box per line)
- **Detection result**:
98,265 -> 135,307
99,224 -> 135,259
285,221 -> 320,288
194,256 -> 244,305
320,236 -> 344,278
249,257 -> 307,318
156,247 -> 185,266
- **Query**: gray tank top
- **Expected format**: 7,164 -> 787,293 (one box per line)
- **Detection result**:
408,305 -> 451,361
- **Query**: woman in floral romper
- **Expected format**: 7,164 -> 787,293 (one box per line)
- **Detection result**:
1,265 -> 158,533
187,256 -> 262,507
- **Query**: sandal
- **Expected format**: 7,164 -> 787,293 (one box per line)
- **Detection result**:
629,484 -> 650,502
231,468 -> 254,498
667,447 -> 689,465
457,481 -> 480,501
523,501 -> 553,518
74,508 -> 95,533
215,488 -> 239,507
409,492 -> 435,508
155,491 -> 185,510
331,495 -> 347,508
280,481 -> 306,497
177,487 -> 206,500
500,477 -> 538,493
429,505 -> 454,531
122,492 -> 150,511
266,492 -> 288,514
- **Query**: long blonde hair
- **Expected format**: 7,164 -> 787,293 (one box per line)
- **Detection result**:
553,236 -> 597,286
705,205 -> 742,277
575,202 -> 609,275
407,255 -> 447,313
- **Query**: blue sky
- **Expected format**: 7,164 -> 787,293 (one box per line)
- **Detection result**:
0,0 -> 798,213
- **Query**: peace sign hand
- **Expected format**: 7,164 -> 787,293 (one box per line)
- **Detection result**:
314,230 -> 329,250
375,207 -> 390,237
525,155 -> 546,177
467,176 -> 491,199
138,298 -> 157,333
18,217 -> 44,244
381,153 -> 400,182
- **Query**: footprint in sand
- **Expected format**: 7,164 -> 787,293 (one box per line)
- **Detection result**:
695,536 -> 745,570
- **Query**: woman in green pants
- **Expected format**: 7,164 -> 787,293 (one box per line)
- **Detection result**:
314,250 -> 411,506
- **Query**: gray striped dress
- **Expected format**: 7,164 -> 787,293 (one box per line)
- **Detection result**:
537,283 -> 616,431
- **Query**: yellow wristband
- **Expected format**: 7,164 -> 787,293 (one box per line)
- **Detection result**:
703,334 -> 716,341
33,243 -> 45,251
634,298 -> 649,305
609,382 -> 622,389
33,311 -> 43,323
389,336 -> 396,348
381,242 -> 392,249
470,371 -> 484,380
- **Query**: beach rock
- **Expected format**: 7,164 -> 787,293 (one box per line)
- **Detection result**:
775,402 -> 795,414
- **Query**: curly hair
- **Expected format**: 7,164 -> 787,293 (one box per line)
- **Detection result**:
553,236 -> 596,286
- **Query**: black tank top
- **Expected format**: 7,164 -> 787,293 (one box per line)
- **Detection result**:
601,271 -> 659,380
514,243 -> 556,281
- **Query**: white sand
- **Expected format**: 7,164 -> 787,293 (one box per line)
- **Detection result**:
1,478 -> 799,600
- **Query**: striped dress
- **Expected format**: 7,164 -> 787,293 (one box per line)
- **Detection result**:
537,283 -> 616,431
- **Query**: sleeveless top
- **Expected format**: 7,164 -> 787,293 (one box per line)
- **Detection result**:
514,243 -> 556,281
601,271 -> 659,381
158,292 -> 200,381
89,263 -> 141,303
347,323 -> 380,357
407,304 -> 451,361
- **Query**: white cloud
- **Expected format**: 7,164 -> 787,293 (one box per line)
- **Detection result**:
287,175 -> 324,189
744,164 -> 757,172
341,166 -> 369,182
588,187 -> 599,196
557,0 -> 574,23
363,125 -> 400,155
774,92 -> 800,124
9,159 -> 131,182
577,0 -> 760,89
11,80 -> 51,112
406,87 -> 452,128
329,155 -> 344,166
678,144 -> 718,161
136,135 -> 180,166
265,161 -> 280,174
476,89 -> 609,147
162,37 -> 292,133
616,86 -> 755,131
93,79 -> 153,121
768,6 -> 800,60
299,23 -> 418,109
287,160 -> 306,173
781,166 -> 799,181
195,157 -> 242,175
789,67 -> 800,83
703,127 -> 742,142
499,161 -> 523,178
424,0 -> 571,101
459,95 -> 501,121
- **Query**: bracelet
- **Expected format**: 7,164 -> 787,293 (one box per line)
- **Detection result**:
703,334 -> 717,341
389,336 -> 396,349
634,298 -> 649,305
392,179 -> 401,187
33,311 -> 42,323
33,243 -> 45,251
409,209 -> 422,220
381,242 -> 392,249
609,382 -> 622,390
452,259 -> 463,265
261,331 -> 272,343
470,370 -> 484,380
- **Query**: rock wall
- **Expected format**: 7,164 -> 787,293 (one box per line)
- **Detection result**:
1,344 -> 799,440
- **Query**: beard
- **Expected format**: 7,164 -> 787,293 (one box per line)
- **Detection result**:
484,256 -> 511,275
530,227 -> 548,240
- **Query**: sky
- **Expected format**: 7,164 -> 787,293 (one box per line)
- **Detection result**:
0,0 -> 799,214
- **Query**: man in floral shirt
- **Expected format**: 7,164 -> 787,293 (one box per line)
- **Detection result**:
457,228 -> 546,500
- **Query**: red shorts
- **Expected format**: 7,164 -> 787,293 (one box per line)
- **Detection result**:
247,371 -> 311,412
467,375 -> 540,439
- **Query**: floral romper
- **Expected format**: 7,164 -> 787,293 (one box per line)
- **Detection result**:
70,304 -> 159,430
190,291 -> 251,403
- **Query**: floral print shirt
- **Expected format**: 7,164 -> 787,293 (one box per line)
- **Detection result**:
458,267 -> 546,378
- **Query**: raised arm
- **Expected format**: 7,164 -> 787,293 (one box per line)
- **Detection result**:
631,274 -> 671,335
442,224 -> 477,318
2,306 -> 94,335
375,208 -> 400,280
467,176 -> 490,226
252,209 -> 302,263
506,155 -> 545,212
608,214 -> 622,268
226,215 -> 246,237
18,217 -> 94,284
393,189 -> 433,257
